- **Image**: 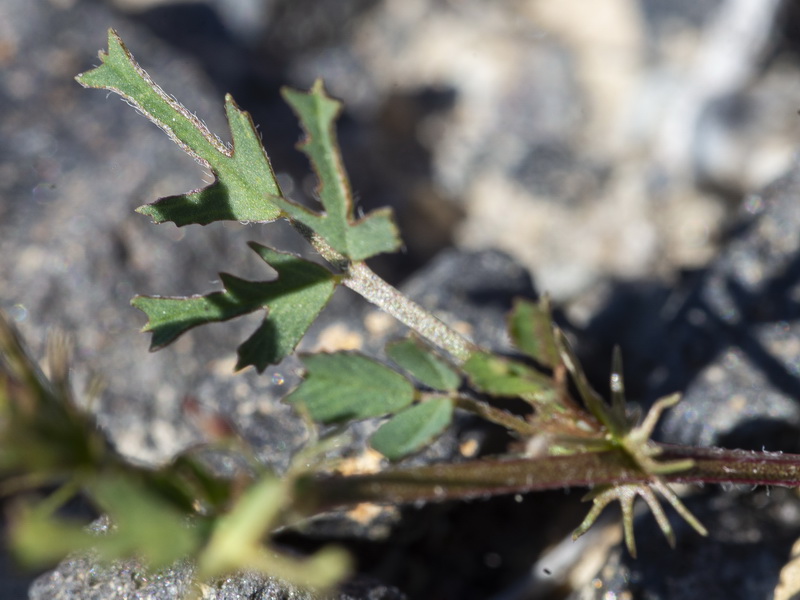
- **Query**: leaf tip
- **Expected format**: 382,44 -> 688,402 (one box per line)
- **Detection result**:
75,29 -> 119,86
311,78 -> 326,95
134,203 -> 167,224
223,93 -> 243,115
100,28 -> 125,63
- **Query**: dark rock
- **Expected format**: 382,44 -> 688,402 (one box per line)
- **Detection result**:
29,555 -> 407,600
575,161 -> 800,451
650,164 -> 800,451
565,162 -> 800,600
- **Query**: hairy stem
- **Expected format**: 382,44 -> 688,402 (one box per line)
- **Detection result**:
290,221 -> 476,363
660,444 -> 800,486
296,443 -> 800,514
453,395 -> 538,436
342,261 -> 478,364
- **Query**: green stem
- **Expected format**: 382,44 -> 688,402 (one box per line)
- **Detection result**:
290,221 -> 476,364
342,261 -> 478,364
454,395 -> 538,437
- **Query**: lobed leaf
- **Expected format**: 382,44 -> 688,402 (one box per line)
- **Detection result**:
272,80 -> 401,261
386,337 -> 460,391
132,243 -> 337,371
76,29 -> 282,226
284,352 -> 414,423
371,397 -> 454,460
573,478 -> 706,558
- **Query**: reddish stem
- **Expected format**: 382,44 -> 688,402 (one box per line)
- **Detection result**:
296,444 -> 800,514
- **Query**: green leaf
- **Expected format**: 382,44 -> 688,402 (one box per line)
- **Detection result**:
10,507 -> 94,569
284,353 -> 414,423
554,329 -> 610,427
90,476 -> 202,568
12,476 -> 201,570
371,397 -> 453,460
508,298 -> 560,368
198,473 -> 350,590
132,243 -> 337,371
386,337 -> 460,391
76,29 -> 282,226
272,80 -> 401,260
199,474 -> 352,590
198,475 -> 284,578
463,351 -> 551,398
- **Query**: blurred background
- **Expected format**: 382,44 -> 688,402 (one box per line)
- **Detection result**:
4,0 -> 800,598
